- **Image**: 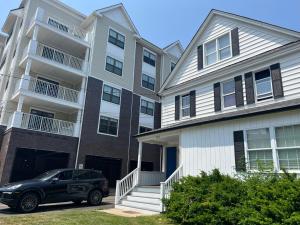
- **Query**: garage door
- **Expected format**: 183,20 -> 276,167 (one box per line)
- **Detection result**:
10,148 -> 69,182
85,155 -> 122,188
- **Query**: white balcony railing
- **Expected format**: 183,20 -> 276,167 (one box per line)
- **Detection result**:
36,43 -> 84,71
16,112 -> 75,136
28,77 -> 79,103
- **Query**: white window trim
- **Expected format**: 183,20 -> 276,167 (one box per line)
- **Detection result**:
101,83 -> 122,105
143,47 -> 157,68
253,68 -> 274,102
180,93 -> 190,119
243,125 -> 300,173
221,79 -> 236,110
203,31 -> 232,68
107,27 -> 126,50
140,97 -> 155,117
141,73 -> 156,92
97,113 -> 119,137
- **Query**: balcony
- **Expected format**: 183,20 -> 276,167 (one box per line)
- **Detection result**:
20,41 -> 87,81
13,76 -> 83,109
27,7 -> 89,55
8,111 -> 78,137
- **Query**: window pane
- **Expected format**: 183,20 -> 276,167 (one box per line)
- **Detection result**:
205,40 -> 216,55
247,128 -> 271,149
206,53 -> 217,65
278,149 -> 300,170
224,94 -> 236,108
223,80 -> 235,95
276,125 -> 300,147
182,95 -> 190,107
218,34 -> 230,49
256,77 -> 272,96
219,47 -> 231,60
248,150 -> 273,170
182,108 -> 190,117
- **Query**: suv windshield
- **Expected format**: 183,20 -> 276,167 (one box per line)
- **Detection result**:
34,170 -> 60,181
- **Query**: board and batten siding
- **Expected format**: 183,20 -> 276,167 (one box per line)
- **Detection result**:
180,109 -> 300,176
168,15 -> 297,87
161,51 -> 300,127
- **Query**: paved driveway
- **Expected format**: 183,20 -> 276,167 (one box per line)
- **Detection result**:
0,195 -> 115,216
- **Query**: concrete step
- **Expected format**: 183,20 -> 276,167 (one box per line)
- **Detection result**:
121,200 -> 161,212
126,195 -> 161,205
115,204 -> 160,215
134,186 -> 160,194
130,191 -> 161,199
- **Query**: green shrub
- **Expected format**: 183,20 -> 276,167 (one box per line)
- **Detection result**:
164,169 -> 300,225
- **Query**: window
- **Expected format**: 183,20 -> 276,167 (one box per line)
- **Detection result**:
105,56 -> 123,76
90,171 -> 104,179
204,33 -> 231,66
142,74 -> 155,91
255,69 -> 273,101
246,128 -> 273,170
171,62 -> 176,72
222,80 -> 236,108
48,18 -> 69,33
73,170 -> 90,180
108,29 -> 125,49
276,125 -> 300,170
143,50 -> 156,67
181,94 -> 190,117
99,116 -> 118,135
56,170 -> 73,180
139,126 -> 152,134
102,85 -> 121,105
141,99 -> 154,116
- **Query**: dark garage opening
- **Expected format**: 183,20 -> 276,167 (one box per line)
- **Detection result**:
130,160 -> 154,172
10,148 -> 70,182
85,155 -> 121,188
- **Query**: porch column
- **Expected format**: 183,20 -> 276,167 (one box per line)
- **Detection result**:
137,141 -> 143,185
162,146 -> 167,173
11,95 -> 24,128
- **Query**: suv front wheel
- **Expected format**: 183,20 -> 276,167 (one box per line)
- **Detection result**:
18,192 -> 39,213
87,189 -> 102,206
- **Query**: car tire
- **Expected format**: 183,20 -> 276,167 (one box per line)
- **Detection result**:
18,192 -> 39,213
73,200 -> 83,205
87,189 -> 102,206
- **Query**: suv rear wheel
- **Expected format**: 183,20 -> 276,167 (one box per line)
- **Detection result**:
18,193 -> 39,213
87,189 -> 102,206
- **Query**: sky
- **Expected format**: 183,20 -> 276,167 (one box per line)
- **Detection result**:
0,0 -> 300,48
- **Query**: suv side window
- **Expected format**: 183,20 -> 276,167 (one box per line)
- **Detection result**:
90,171 -> 104,179
57,170 -> 73,181
73,170 -> 91,180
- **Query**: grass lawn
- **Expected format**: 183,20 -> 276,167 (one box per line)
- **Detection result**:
0,210 -> 173,225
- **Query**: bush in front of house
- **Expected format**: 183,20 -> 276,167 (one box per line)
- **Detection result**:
164,169 -> 300,225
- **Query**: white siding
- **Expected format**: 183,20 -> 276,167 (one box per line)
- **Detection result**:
162,51 -> 300,127
181,109 -> 300,176
168,15 -> 297,87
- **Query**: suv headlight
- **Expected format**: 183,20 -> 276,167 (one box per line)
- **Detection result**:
6,184 -> 22,190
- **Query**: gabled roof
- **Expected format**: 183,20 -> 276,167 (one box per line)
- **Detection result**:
163,40 -> 184,58
2,7 -> 24,33
159,9 -> 300,94
95,3 -> 139,35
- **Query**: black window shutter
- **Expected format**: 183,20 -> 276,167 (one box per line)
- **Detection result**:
231,28 -> 240,57
245,72 -> 255,104
197,45 -> 203,70
234,75 -> 244,107
190,90 -> 196,117
154,102 -> 161,129
214,83 -> 221,112
233,131 -> 246,172
270,63 -> 284,99
175,95 -> 180,121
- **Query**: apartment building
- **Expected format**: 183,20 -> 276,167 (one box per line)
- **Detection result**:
114,10 -> 300,213
0,0 -> 183,186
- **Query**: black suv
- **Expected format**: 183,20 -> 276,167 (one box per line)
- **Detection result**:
0,169 -> 109,213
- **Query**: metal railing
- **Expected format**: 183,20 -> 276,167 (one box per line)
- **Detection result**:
20,112 -> 75,136
27,77 -> 79,103
47,18 -> 86,41
115,168 -> 139,205
36,43 -> 84,71
160,165 -> 183,211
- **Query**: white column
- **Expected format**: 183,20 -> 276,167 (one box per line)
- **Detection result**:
34,7 -> 45,22
137,141 -> 143,185
11,95 -> 24,128
20,59 -> 32,91
78,77 -> 86,105
17,95 -> 24,112
162,146 -> 167,173
83,48 -> 90,72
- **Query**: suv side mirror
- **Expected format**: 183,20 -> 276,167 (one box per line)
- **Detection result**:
51,177 -> 59,184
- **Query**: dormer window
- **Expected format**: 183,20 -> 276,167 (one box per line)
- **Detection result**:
204,33 -> 231,66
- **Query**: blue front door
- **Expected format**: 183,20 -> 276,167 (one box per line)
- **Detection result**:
166,147 -> 177,178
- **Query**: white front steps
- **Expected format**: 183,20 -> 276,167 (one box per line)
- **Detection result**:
115,186 -> 162,213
